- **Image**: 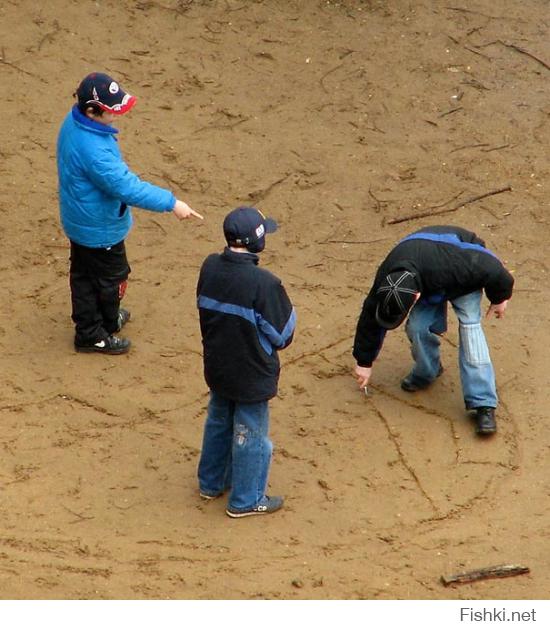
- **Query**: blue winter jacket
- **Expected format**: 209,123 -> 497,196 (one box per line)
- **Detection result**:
57,106 -> 176,248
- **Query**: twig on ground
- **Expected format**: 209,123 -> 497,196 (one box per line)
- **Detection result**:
441,564 -> 529,586
428,190 -> 465,210
247,173 -> 291,203
450,143 -> 489,153
439,107 -> 463,118
368,188 -> 383,213
319,237 -> 392,245
446,7 -> 515,21
482,144 -> 510,153
0,47 -> 45,81
224,0 -> 247,11
150,219 -> 167,235
463,45 -> 492,60
499,41 -> 550,71
62,505 -> 95,523
387,186 -> 512,225
319,63 -> 345,93
193,116 -> 250,134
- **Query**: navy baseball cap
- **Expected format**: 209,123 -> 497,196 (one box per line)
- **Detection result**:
375,270 -> 419,329
76,72 -> 136,115
223,207 -> 277,252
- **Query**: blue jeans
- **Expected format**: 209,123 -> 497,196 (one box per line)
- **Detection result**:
198,391 -> 272,510
404,291 -> 498,409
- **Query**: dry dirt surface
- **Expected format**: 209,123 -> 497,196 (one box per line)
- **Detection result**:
1,0 -> 549,600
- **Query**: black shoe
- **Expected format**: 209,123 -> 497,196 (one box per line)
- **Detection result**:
474,407 -> 497,435
75,334 -> 131,355
117,308 -> 131,332
401,365 -> 444,392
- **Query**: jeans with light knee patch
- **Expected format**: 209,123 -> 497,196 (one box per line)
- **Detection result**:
405,290 -> 497,409
198,391 -> 272,510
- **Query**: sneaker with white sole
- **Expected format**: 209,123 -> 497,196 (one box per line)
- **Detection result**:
75,334 -> 131,355
226,495 -> 284,518
199,491 -> 224,500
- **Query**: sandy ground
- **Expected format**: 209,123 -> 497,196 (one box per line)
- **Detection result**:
1,0 -> 549,600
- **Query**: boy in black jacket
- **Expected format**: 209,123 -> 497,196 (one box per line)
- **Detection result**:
196,207 -> 296,517
353,225 -> 514,436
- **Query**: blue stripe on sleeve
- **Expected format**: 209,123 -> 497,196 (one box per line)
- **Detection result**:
198,295 -> 256,323
198,295 -> 287,356
282,308 -> 297,342
400,232 -> 499,260
257,307 -> 296,349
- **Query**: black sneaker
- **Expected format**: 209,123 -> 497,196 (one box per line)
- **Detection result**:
475,407 -> 497,435
401,376 -> 429,392
226,495 -> 284,518
75,335 -> 131,355
117,308 -> 131,332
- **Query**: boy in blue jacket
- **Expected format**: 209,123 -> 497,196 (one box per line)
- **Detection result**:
57,72 -> 203,354
197,207 -> 296,517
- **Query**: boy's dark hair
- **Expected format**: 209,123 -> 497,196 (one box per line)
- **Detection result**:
75,96 -> 104,116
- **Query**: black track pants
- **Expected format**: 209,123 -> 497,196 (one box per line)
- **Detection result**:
69,240 -> 131,345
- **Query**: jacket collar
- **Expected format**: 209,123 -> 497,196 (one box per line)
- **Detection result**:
222,247 -> 259,265
71,104 -> 119,135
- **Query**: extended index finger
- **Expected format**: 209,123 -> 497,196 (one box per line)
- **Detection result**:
189,209 -> 204,220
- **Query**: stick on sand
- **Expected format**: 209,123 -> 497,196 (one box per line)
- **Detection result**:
441,564 -> 530,586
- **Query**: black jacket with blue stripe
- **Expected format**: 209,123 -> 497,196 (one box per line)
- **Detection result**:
197,248 -> 296,402
353,225 -> 514,367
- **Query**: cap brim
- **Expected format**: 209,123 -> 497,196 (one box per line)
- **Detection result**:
264,217 -> 278,233
99,95 -> 137,115
375,303 -> 407,330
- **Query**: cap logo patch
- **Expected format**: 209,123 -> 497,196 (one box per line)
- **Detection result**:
92,87 -> 99,100
108,81 -> 119,94
255,224 -> 265,238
